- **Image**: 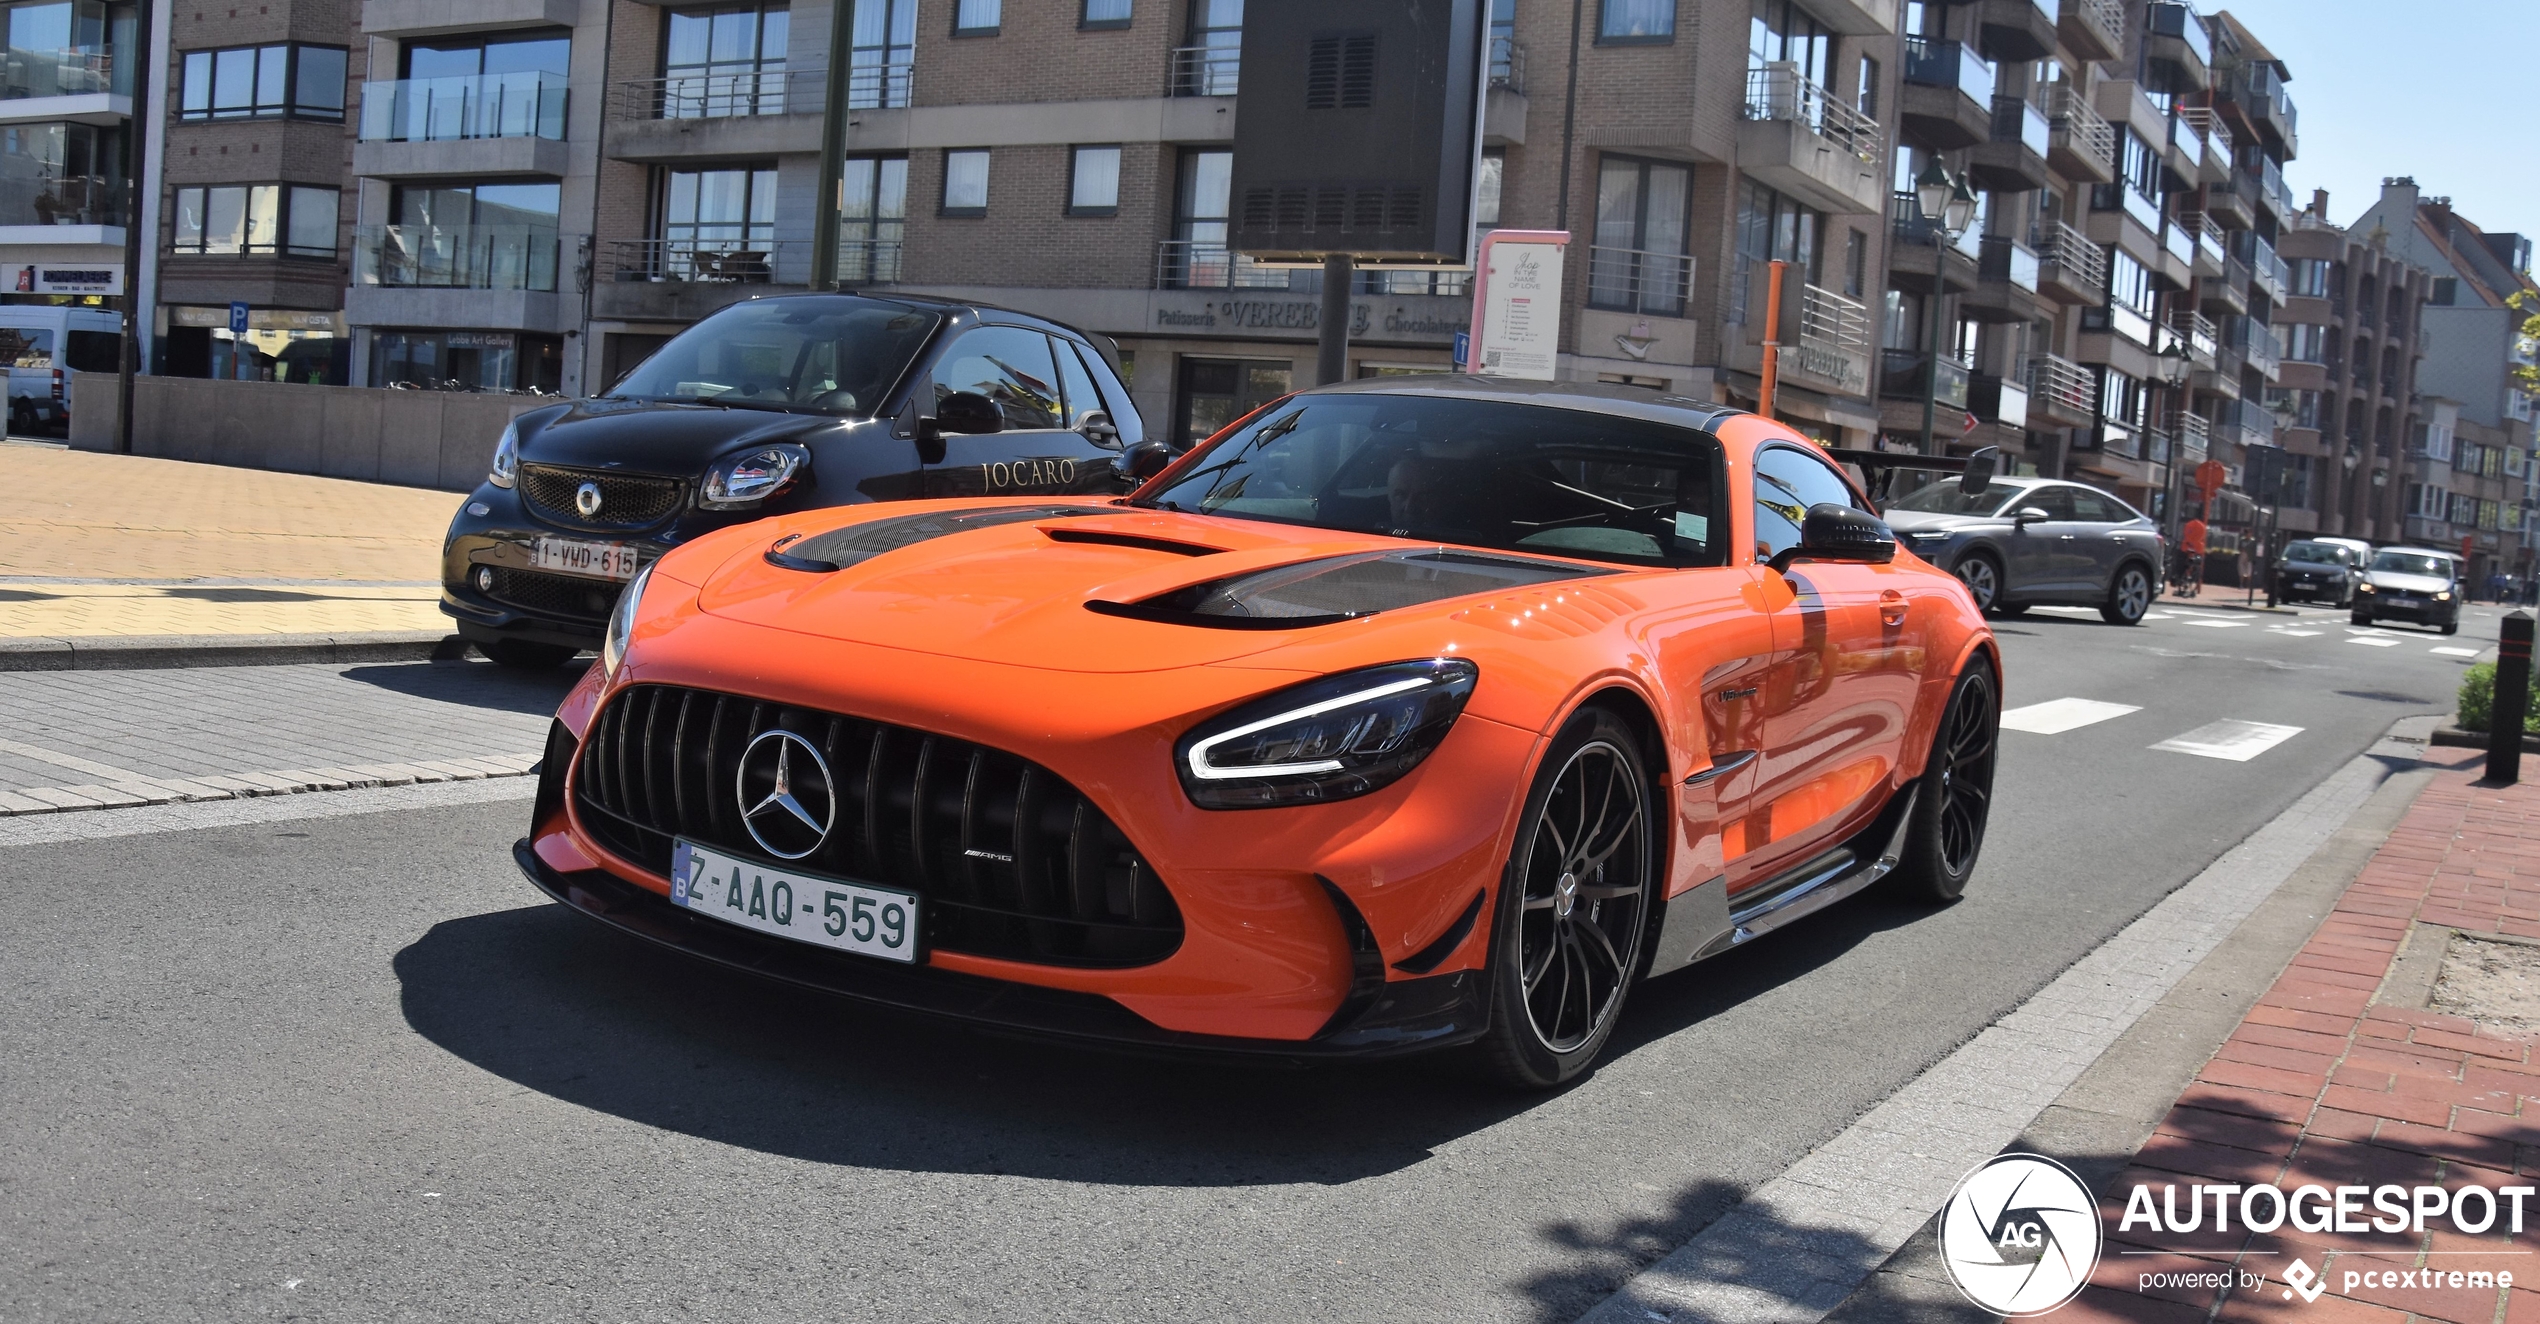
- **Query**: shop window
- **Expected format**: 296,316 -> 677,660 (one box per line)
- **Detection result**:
371,329 -> 562,394
1174,356 -> 1288,446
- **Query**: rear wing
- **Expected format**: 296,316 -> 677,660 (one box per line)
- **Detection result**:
1822,445 -> 2000,508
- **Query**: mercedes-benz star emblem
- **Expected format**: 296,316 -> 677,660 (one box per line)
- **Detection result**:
735,729 -> 834,860
575,481 -> 604,518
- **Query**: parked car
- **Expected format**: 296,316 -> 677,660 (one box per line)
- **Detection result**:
2276,539 -> 2365,607
1879,476 -> 2165,624
2352,547 -> 2463,633
440,293 -> 1156,668
515,378 -> 2003,1086
0,305 -> 120,437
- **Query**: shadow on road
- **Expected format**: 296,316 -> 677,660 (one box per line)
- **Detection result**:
341,658 -> 583,717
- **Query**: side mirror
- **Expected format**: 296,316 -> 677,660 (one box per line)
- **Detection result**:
1117,439 -> 1175,484
930,391 -> 1004,436
1959,444 -> 2001,496
1770,503 -> 1896,573
2012,506 -> 2050,525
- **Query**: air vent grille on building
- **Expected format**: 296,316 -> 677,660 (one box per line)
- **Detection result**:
1239,183 -> 1427,236
1304,33 -> 1376,109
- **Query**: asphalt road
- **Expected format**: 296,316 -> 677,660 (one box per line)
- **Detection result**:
0,602 -> 2501,1323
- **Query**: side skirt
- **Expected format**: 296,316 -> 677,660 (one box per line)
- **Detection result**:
1644,784 -> 1919,978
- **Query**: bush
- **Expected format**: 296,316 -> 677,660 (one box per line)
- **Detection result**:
2457,661 -> 2540,733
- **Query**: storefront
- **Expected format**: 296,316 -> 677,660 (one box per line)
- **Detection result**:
369,328 -> 563,394
159,306 -> 348,384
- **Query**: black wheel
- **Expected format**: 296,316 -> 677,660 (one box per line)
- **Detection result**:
1993,601 -> 2031,617
1477,706 -> 1658,1090
2100,563 -> 2153,625
1890,662 -> 1999,904
480,638 -> 582,669
1952,553 -> 2003,615
2351,611 -> 2373,627
2443,619 -> 2460,636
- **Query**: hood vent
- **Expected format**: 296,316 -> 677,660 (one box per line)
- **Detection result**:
767,505 -> 1101,572
1087,549 -> 1613,631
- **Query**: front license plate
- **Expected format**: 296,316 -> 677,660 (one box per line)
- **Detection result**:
530,536 -> 641,581
2387,595 -> 2418,606
670,839 -> 920,964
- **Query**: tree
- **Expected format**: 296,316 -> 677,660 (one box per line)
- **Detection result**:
2508,290 -> 2540,398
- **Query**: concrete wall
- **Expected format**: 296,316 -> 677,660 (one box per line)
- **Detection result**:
71,377 -> 547,493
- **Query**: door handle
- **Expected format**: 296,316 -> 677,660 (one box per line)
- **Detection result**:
2058,534 -> 2077,540
1686,749 -> 1758,786
1879,588 -> 1908,627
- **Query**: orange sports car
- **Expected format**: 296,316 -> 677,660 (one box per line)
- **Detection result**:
516,376 -> 2002,1086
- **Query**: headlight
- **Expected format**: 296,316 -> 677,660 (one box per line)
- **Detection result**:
2435,590 -> 2454,601
601,562 -> 655,679
699,444 -> 809,510
1175,658 -> 1478,809
489,421 -> 520,488
2357,581 -> 2375,593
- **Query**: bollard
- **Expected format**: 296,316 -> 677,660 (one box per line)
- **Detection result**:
2492,611 -> 2534,784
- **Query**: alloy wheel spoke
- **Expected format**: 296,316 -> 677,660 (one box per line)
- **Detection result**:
1578,805 -> 1643,872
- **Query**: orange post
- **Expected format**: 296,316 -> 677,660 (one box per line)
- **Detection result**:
1758,259 -> 1786,421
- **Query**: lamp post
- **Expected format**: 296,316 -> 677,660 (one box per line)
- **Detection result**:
1914,161 -> 1978,455
2340,446 -> 2362,536
2155,339 -> 2192,547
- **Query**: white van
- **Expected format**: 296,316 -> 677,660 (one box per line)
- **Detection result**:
0,306 -> 121,436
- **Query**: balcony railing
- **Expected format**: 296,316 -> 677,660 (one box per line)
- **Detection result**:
2178,105 -> 2233,161
1902,37 -> 1995,106
609,68 -> 824,120
1990,95 -> 2049,156
1793,281 -> 1871,395
355,224 -> 561,291
1891,192 -> 1983,260
1489,36 -> 1523,93
2147,2 -> 2211,67
2029,352 -> 2094,418
2170,409 -> 2211,463
1154,239 -> 1289,291
0,173 -> 125,227
2171,309 -> 2218,364
1587,245 -> 1694,317
2184,211 -> 2224,267
0,46 -> 123,100
2233,229 -> 2289,304
2046,83 -> 2115,172
2162,219 -> 2193,268
1744,64 -> 1882,164
1171,43 -> 1239,97
2065,0 -> 2125,52
2223,314 -> 2282,379
1880,349 -> 1971,409
358,71 -> 567,142
606,237 -> 817,284
1981,235 -> 2040,292
2034,218 -> 2108,297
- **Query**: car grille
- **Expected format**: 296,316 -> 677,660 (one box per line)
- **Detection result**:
572,684 -> 1184,969
486,566 -> 623,624
518,463 -> 688,529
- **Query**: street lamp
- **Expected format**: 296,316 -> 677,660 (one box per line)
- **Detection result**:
2341,446 -> 2362,536
2151,339 -> 2192,544
1915,162 -> 1979,455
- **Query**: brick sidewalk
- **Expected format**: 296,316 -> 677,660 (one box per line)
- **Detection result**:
2069,747 -> 2540,1324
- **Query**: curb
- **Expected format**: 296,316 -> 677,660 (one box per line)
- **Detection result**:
2429,724 -> 2540,753
0,631 -> 467,672
0,754 -> 540,817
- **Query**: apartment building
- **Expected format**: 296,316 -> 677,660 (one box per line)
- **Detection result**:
2353,177 -> 2540,584
0,0 -> 139,334
2269,191 -> 2425,543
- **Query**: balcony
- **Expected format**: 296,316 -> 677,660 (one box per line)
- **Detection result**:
2185,212 -> 2224,278
2045,84 -> 2115,185
1737,65 -> 1884,215
1489,36 -> 1524,92
2170,310 -> 2218,368
1969,370 -> 2029,429
1794,0 -> 1895,35
605,70 -> 823,161
359,72 -> 566,143
1881,349 -> 1971,410
1974,0 -> 2056,62
1967,96 -> 2050,192
2159,220 -> 2194,286
2033,219 -> 2107,306
595,238 -> 829,321
1899,38 -> 1994,151
354,224 -> 560,291
2257,156 -> 2294,224
360,0 -> 576,39
1965,235 -> 2042,322
2057,0 -> 2123,62
1155,240 -> 1292,291
1586,245 -> 1695,318
2204,171 -> 2256,231
1888,193 -> 1980,295
2223,314 -> 2282,380
2221,61 -> 2295,154
0,40 -> 129,126
2178,106 -> 2234,185
846,58 -> 913,111
2028,353 -> 2094,426
1789,282 -> 1872,397
0,172 -> 125,241
1171,43 -> 1239,97
2144,2 -> 2211,93
2234,229 -> 2288,305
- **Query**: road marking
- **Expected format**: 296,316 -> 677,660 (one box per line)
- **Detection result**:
2164,608 -> 2235,618
2267,627 -> 2324,637
2347,637 -> 2401,648
2151,719 -> 2304,761
2177,619 -> 2250,628
2433,646 -> 2481,657
2346,627 -> 2394,636
2029,605 -> 2100,616
1999,697 -> 2142,734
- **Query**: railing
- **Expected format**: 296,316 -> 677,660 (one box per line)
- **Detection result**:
358,72 -> 567,142
2147,2 -> 2211,67
0,47 -> 121,100
2178,105 -> 2233,162
354,224 -> 561,291
2162,220 -> 2193,268
2066,0 -> 2126,50
2261,157 -> 2294,220
2235,230 -> 2288,304
610,68 -> 824,120
1880,349 -> 1970,409
1981,235 -> 2039,293
1793,282 -> 1871,395
1891,192 -> 1982,260
1489,36 -> 1523,93
1744,64 -> 1882,163
2171,310 -> 2218,363
0,174 -> 126,227
2507,391 -> 2534,422
2184,211 -> 2224,267
606,238 -> 816,284
2033,218 -> 2108,298
1154,239 -> 1288,291
2171,408 -> 2211,455
1902,37 -> 1994,106
1171,43 -> 1239,97
1990,96 -> 2049,157
2046,83 -> 2115,172
840,57 -> 912,110
2223,314 -> 2282,378
2029,352 -> 2094,418
1587,245 -> 1693,317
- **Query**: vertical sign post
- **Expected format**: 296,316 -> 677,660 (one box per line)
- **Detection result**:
2493,610 -> 2533,785
1465,229 -> 1569,380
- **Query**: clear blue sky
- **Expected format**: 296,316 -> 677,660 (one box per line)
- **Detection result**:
2210,1 -> 2540,238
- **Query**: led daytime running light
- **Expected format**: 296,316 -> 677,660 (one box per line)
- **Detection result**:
1184,677 -> 1433,781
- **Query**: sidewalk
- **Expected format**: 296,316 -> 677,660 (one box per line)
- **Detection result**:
1,441 -> 459,663
2071,746 -> 2540,1324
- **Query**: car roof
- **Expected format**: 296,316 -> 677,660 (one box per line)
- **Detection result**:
2377,547 -> 2458,559
720,290 -> 1099,344
1291,373 -> 1749,434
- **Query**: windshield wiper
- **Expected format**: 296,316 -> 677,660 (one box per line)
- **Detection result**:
640,394 -> 808,414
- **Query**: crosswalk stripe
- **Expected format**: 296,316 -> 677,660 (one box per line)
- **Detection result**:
2348,637 -> 2400,648
2178,620 -> 2249,628
2433,646 -> 2481,657
1999,697 -> 2143,734
2151,720 -> 2303,762
2271,629 -> 2323,637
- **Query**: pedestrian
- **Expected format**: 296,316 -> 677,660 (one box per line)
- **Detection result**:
2178,516 -> 2207,598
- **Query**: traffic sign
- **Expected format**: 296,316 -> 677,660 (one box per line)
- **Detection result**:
228,301 -> 250,335
2195,459 -> 2226,497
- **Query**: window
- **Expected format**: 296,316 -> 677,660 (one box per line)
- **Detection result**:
1068,145 -> 1120,214
941,149 -> 989,215
369,30 -> 565,140
0,120 -> 122,226
848,0 -> 913,109
1053,339 -> 1114,432
179,42 -> 344,120
376,182 -> 560,289
659,165 -> 774,277
1082,0 -> 1131,27
2431,276 -> 2458,306
2282,323 -> 2326,363
1599,0 -> 1673,42
662,4 -> 787,117
1752,444 -> 1856,562
953,0 -> 999,36
1748,0 -> 1828,87
1591,156 -> 1691,315
171,184 -> 337,257
1164,148 -> 1236,286
837,155 -> 905,282
1856,55 -> 1878,118
0,0 -> 132,99
1488,0 -> 1514,83
1843,228 -> 1864,298
1177,0 -> 1241,96
2067,488 -> 2133,522
2094,247 -> 2153,345
372,330 -> 561,394
934,326 -> 1061,430
2288,257 -> 2328,298
2093,129 -> 2160,231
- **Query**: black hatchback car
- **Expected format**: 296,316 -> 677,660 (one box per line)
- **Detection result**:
440,293 -> 1154,666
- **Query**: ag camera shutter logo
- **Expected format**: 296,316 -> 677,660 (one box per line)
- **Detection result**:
1938,1153 -> 2103,1315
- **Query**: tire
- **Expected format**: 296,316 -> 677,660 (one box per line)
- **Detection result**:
1952,553 -> 2003,615
480,638 -> 582,669
1992,601 -> 2031,617
2100,562 -> 2153,625
1889,661 -> 2000,904
2443,619 -> 2460,636
2351,611 -> 2373,627
1476,706 -> 1659,1090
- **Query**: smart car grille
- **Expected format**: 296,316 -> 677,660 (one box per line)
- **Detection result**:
572,684 -> 1184,969
486,566 -> 622,623
518,464 -> 688,529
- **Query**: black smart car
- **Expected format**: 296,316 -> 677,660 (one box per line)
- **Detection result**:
440,293 -> 1159,667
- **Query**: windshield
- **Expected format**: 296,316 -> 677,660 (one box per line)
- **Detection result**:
2370,552 -> 2452,578
2284,542 -> 2352,565
607,297 -> 940,416
1136,394 -> 1727,567
1885,478 -> 2024,516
